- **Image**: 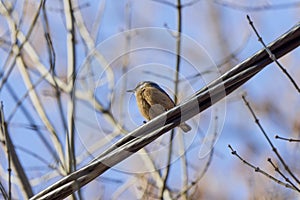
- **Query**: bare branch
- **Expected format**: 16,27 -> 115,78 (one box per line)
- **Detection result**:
0,103 -> 33,198
275,135 -> 300,142
215,0 -> 300,11
268,158 -> 300,192
247,15 -> 300,93
242,95 -> 300,185
160,0 -> 184,199
30,21 -> 300,200
228,145 -> 298,191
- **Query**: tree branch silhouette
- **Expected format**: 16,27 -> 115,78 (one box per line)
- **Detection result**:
30,21 -> 300,200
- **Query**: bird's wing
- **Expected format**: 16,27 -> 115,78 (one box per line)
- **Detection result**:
142,87 -> 175,110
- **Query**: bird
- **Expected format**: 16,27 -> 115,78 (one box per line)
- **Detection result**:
127,81 -> 191,132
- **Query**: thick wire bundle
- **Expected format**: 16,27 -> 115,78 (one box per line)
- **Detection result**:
30,22 -> 300,200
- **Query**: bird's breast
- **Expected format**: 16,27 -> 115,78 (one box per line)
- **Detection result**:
136,92 -> 151,120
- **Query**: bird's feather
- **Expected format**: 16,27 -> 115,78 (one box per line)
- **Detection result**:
132,81 -> 192,133
142,87 -> 175,110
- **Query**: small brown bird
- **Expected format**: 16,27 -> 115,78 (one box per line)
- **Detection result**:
127,81 -> 191,132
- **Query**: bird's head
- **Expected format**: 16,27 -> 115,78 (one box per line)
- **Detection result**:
127,81 -> 160,94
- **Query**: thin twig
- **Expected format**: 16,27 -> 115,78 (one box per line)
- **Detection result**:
228,145 -> 297,191
6,73 -> 46,122
15,145 -> 60,172
19,0 -> 44,50
275,135 -> 300,142
0,179 -> 8,200
30,22 -> 300,200
181,0 -> 201,8
63,0 -> 77,175
63,1 -> 81,199
151,0 -> 176,8
247,15 -> 300,93
42,0 -> 69,157
16,55 -> 66,173
215,0 -> 300,11
190,32 -> 251,79
1,103 -> 11,200
72,0 -> 125,135
112,176 -> 142,200
0,102 -> 34,198
175,115 -> 218,199
90,1 -> 106,40
0,1 -> 66,175
3,81 -> 63,172
242,95 -> 300,185
0,0 -> 44,90
73,1 -> 170,196
267,158 -> 300,192
152,0 -> 201,8
160,0 -> 185,199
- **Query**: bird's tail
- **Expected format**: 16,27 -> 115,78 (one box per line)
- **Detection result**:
179,122 -> 191,133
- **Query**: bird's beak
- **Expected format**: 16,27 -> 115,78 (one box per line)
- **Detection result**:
126,89 -> 135,93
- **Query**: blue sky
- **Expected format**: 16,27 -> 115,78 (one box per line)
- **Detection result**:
0,0 -> 299,199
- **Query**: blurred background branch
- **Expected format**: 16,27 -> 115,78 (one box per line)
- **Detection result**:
0,0 -> 299,199
30,21 -> 300,199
